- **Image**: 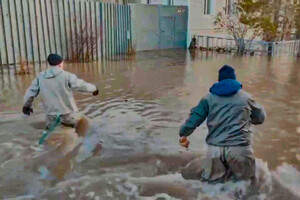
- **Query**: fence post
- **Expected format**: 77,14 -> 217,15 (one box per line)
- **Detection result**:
271,42 -> 275,56
201,36 -> 203,48
267,42 -> 272,56
0,0 -> 9,67
297,40 -> 300,57
206,36 -> 209,49
8,0 -> 16,73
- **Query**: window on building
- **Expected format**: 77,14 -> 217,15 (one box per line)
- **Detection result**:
173,0 -> 188,5
225,0 -> 231,15
204,0 -> 211,14
204,0 -> 215,15
148,0 -> 169,4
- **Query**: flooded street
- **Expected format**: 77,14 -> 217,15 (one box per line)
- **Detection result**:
1,50 -> 300,199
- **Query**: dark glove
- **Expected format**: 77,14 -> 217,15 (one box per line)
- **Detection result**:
93,89 -> 99,96
23,107 -> 33,116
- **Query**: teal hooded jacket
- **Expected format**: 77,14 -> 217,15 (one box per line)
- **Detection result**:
179,79 -> 266,146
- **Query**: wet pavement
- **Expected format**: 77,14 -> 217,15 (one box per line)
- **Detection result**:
0,50 -> 300,199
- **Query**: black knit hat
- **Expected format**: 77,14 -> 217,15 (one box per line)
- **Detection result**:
218,65 -> 236,81
47,54 -> 63,66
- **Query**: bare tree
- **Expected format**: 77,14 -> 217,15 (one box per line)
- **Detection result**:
70,17 -> 100,62
214,8 -> 259,55
276,2 -> 298,40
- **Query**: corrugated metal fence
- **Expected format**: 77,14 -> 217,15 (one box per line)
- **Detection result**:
0,0 -> 131,74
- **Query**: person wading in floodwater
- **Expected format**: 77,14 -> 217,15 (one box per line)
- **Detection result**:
179,65 -> 266,183
23,54 -> 99,151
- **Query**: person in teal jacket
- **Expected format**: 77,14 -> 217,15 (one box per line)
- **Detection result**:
179,65 -> 266,183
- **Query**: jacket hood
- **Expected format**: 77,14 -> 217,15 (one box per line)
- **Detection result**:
42,67 -> 63,79
209,79 -> 242,96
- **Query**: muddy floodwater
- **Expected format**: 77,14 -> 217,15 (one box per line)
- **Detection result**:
1,50 -> 300,199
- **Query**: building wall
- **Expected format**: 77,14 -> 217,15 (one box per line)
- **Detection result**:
174,0 -> 228,37
189,0 -> 225,36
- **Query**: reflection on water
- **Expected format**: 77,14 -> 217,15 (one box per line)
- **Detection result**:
1,50 -> 300,199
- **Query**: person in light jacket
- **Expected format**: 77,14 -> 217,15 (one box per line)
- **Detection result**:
179,65 -> 266,183
23,53 -> 99,131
